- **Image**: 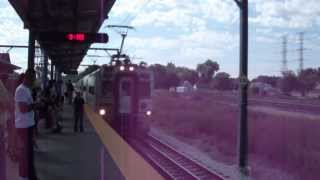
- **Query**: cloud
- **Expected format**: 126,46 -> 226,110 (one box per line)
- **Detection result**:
110,0 -> 148,16
0,19 -> 28,44
251,0 -> 320,29
255,36 -> 276,44
0,3 -> 28,44
124,29 -> 236,68
110,0 -> 238,29
200,0 -> 238,23
131,9 -> 207,33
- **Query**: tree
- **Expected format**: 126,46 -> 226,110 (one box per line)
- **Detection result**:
150,63 -> 187,89
166,72 -> 180,88
279,71 -> 298,96
196,59 -> 219,82
230,78 -> 240,90
176,67 -> 199,85
196,60 -> 219,89
317,67 -> 320,81
297,68 -> 318,96
166,62 -> 176,72
139,61 -> 147,66
212,72 -> 233,90
149,64 -> 168,89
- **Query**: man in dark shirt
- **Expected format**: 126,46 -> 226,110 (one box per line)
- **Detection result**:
66,80 -> 74,104
73,92 -> 84,132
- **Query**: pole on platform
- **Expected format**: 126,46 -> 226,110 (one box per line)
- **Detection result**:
55,68 -> 63,96
234,0 -> 249,172
27,30 -> 35,69
50,63 -> 54,80
42,52 -> 48,88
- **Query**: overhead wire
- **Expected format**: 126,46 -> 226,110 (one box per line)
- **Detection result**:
122,0 -> 153,25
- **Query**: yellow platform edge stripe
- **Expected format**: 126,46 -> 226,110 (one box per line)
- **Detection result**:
84,105 -> 165,180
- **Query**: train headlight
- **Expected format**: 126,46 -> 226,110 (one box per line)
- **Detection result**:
129,66 -> 135,71
146,110 -> 152,116
99,109 -> 106,116
120,66 -> 125,71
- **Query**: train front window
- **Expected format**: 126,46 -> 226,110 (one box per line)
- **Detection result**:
139,82 -> 150,98
121,81 -> 132,96
102,81 -> 112,95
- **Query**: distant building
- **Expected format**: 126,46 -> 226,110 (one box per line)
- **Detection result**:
249,82 -> 279,96
176,86 -> 188,93
176,81 -> 193,93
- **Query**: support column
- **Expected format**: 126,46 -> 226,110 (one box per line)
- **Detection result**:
238,0 -> 249,171
57,69 -> 63,97
50,62 -> 54,80
27,30 -> 35,69
42,52 -> 48,88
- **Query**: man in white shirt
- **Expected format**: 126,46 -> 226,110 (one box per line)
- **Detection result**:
15,69 -> 39,180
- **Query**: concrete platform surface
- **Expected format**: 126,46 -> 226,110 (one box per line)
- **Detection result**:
35,104 -> 122,180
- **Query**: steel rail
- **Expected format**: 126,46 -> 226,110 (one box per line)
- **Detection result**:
131,136 -> 225,180
148,135 -> 225,180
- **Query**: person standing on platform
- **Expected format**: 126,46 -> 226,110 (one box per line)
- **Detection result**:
14,69 -> 40,180
41,80 -> 54,129
73,91 -> 85,132
66,80 -> 74,104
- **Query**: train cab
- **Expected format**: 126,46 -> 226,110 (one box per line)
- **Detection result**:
77,55 -> 153,138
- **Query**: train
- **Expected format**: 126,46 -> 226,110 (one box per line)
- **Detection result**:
76,54 -> 154,138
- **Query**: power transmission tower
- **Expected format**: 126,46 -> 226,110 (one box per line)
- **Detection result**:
298,32 -> 304,72
282,36 -> 288,73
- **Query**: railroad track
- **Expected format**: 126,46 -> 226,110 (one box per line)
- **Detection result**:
249,98 -> 320,114
208,94 -> 320,114
130,135 -> 224,180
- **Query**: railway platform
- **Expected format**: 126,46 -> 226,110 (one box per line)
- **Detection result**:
4,102 -> 166,180
33,104 -> 123,180
5,103 -> 125,180
3,101 -> 235,180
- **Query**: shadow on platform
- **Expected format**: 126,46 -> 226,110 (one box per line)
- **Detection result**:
35,104 -> 101,180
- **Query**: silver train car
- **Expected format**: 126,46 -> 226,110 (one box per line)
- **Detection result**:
77,56 -> 153,137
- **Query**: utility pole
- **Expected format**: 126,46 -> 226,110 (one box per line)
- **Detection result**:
234,0 -> 249,173
282,36 -> 288,73
298,32 -> 304,72
27,30 -> 35,69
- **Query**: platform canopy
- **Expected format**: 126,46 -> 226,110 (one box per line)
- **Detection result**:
8,0 -> 116,74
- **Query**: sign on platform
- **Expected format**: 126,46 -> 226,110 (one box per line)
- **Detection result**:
38,32 -> 109,43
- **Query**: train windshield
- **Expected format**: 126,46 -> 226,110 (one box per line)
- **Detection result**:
102,81 -> 112,95
139,82 -> 150,98
121,81 -> 132,96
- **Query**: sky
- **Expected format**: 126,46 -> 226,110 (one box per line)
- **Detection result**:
0,0 -> 320,78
